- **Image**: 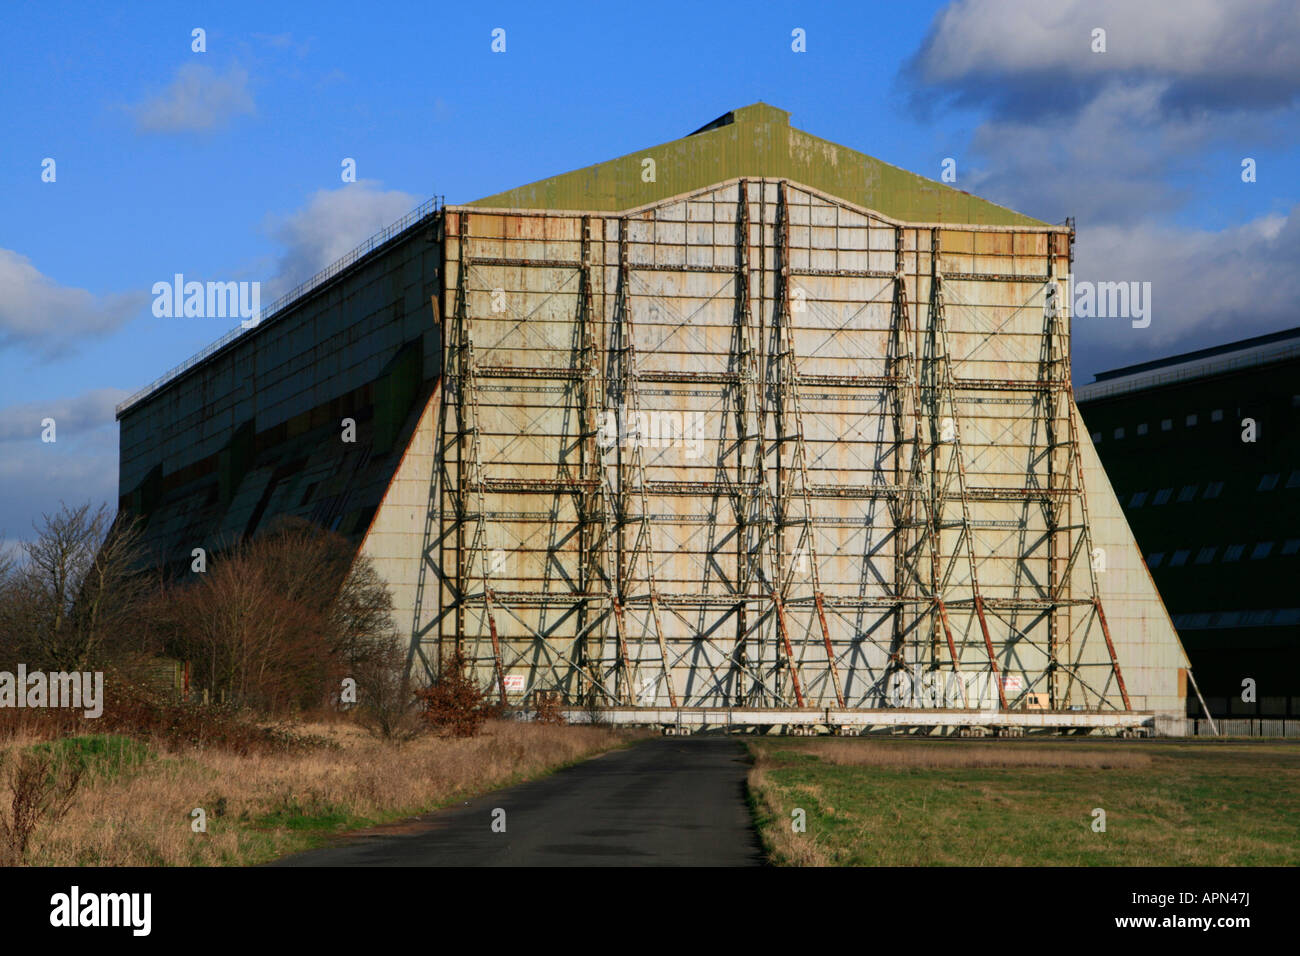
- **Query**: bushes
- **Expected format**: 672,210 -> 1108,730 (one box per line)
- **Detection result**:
0,500 -> 528,750
152,517 -> 399,715
416,651 -> 493,738
0,506 -> 401,719
98,680 -> 330,755
534,692 -> 566,726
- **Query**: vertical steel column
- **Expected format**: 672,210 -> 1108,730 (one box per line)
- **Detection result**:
576,215 -> 607,703
927,230 -> 1005,710
731,180 -> 763,706
775,181 -> 843,707
764,182 -> 805,708
448,211 -> 506,704
615,218 -> 678,707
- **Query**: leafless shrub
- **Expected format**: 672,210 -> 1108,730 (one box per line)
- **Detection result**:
0,748 -> 84,864
352,634 -> 424,742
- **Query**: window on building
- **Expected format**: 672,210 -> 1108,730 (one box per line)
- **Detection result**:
1186,413 -> 1198,427
1251,542 -> 1274,560
1128,491 -> 1148,508
1146,552 -> 1164,568
1177,484 -> 1198,502
1204,480 -> 1225,499
1161,419 -> 1173,431
1292,394 -> 1300,408
1281,539 -> 1300,556
1136,422 -> 1148,436
1286,470 -> 1300,489
1258,473 -> 1280,491
1195,547 -> 1217,564
1170,549 -> 1191,567
1091,432 -> 1102,443
1211,409 -> 1224,422
1153,488 -> 1173,505
1223,544 -> 1245,562
1113,426 -> 1125,439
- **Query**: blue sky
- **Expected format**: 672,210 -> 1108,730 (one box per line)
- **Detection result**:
3,0 -> 1299,543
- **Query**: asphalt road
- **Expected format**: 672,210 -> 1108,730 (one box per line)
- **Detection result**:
271,736 -> 764,867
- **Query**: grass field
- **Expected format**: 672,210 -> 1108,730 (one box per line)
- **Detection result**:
747,736 -> 1300,866
2,720 -> 633,866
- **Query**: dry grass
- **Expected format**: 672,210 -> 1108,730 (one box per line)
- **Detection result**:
748,763 -> 834,867
790,739 -> 1152,770
3,720 -> 630,866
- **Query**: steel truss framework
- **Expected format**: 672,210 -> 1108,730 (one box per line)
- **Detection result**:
411,179 -> 1132,712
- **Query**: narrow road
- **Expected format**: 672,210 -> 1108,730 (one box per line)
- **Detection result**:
271,736 -> 764,866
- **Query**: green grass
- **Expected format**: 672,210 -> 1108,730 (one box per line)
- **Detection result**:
31,734 -> 155,782
747,737 -> 1300,866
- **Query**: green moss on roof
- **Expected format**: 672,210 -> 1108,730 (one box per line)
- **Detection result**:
470,103 -> 1048,227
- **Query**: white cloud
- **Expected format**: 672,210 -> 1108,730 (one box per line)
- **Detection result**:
0,250 -> 146,357
1071,205 -> 1300,375
910,0 -> 1300,116
129,63 -> 255,133
264,182 -> 421,298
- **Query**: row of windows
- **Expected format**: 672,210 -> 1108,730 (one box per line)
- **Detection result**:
1146,539 -> 1300,568
1124,471 -> 1300,508
1093,410 -> 1223,443
1171,608 -> 1300,629
1092,394 -> 1300,444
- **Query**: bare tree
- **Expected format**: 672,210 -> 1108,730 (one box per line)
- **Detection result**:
352,633 -> 423,741
0,503 -> 149,671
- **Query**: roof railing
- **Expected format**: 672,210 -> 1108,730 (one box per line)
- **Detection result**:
115,195 -> 443,417
1076,341 -> 1300,403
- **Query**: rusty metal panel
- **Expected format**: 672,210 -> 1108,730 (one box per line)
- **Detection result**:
419,178 -> 1184,719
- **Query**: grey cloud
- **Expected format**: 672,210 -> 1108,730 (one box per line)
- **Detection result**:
1071,206 -> 1300,379
907,0 -> 1300,119
0,387 -> 129,443
0,250 -> 147,357
0,400 -> 120,545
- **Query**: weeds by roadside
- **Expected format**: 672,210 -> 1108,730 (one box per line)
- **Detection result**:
3,720 -> 630,866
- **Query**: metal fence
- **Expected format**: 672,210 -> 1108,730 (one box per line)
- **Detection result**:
1192,718 -> 1300,737
1075,341 -> 1300,403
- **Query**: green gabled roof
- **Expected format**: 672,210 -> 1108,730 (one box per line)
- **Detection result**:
470,102 -> 1048,227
